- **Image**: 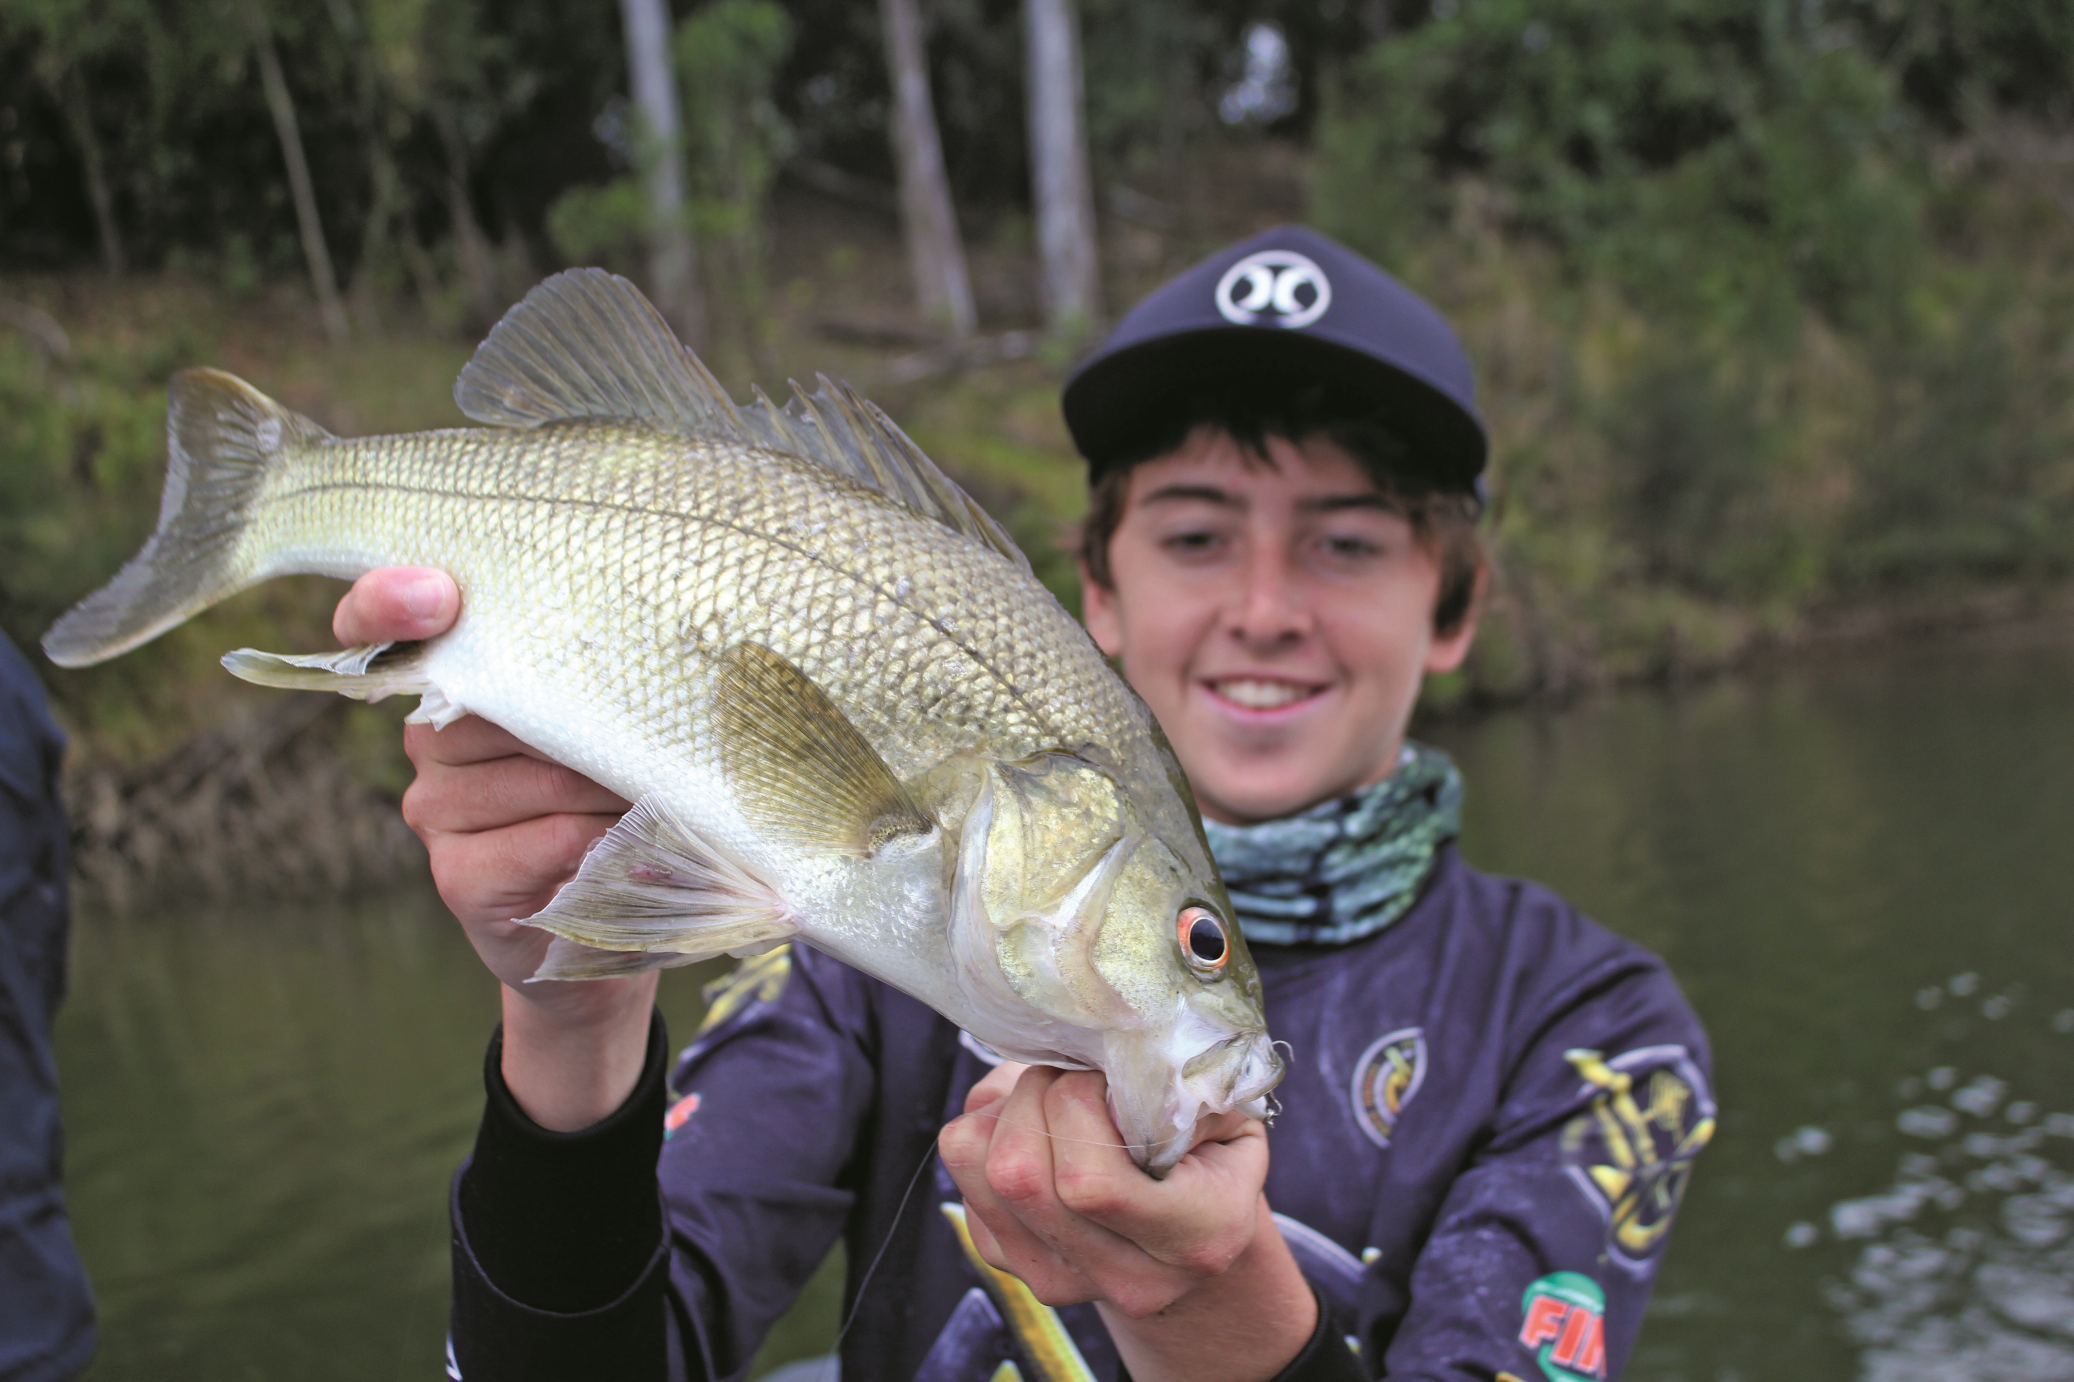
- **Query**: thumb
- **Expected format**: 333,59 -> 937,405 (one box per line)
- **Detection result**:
334,567 -> 459,645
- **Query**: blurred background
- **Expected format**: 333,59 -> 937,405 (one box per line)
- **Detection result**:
1,1 -> 2071,1378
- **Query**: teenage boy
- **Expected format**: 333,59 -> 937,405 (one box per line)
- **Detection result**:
334,226 -> 1710,1382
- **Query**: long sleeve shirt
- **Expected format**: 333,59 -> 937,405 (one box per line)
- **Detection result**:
447,845 -> 1711,1382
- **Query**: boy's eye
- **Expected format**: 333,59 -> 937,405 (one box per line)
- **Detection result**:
1161,528 -> 1226,558
1318,533 -> 1382,560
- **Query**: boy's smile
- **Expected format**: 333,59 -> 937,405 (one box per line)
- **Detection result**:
1082,427 -> 1478,825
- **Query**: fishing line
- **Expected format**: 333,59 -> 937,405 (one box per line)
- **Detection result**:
967,1108 -> 1149,1152
832,1105 -> 1266,1346
832,1140 -> 941,1350
963,1107 -> 1266,1154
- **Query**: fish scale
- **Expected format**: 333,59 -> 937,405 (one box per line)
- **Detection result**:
42,268 -> 1281,1173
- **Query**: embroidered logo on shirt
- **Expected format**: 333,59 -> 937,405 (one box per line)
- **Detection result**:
692,943 -> 792,1041
1558,1046 -> 1715,1267
1518,1272 -> 1607,1382
1349,1027 -> 1427,1147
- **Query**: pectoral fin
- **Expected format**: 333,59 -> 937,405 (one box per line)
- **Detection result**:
220,641 -> 466,728
519,795 -> 797,980
716,642 -> 933,856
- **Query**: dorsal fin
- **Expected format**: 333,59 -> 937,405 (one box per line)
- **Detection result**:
746,375 -> 1028,571
455,268 -> 1029,571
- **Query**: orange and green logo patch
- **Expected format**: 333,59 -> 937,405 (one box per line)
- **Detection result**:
663,1092 -> 701,1139
1518,1272 -> 1606,1382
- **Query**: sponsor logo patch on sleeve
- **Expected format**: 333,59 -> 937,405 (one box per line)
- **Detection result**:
663,1092 -> 701,1139
1518,1272 -> 1607,1382
1559,1045 -> 1715,1266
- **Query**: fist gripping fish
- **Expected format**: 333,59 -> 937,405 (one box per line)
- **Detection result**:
44,270 -> 1282,1173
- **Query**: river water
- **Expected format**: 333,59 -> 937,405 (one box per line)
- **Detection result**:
56,627 -> 2074,1381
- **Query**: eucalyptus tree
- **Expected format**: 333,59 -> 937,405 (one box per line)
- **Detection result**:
12,0 -> 153,277
621,0 -> 704,347
677,0 -> 794,375
879,0 -> 974,341
245,0 -> 349,344
1024,0 -> 1101,342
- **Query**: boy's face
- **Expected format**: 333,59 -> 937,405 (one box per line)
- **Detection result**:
1082,427 -> 1477,825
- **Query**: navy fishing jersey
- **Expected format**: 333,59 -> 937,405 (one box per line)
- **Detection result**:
447,844 -> 1711,1382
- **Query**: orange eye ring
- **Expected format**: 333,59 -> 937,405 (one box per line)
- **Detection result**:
1178,906 -> 1230,974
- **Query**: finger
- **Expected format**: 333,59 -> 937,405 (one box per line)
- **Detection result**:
422,810 -> 620,926
403,743 -> 630,835
956,1202 -> 1095,1306
977,1070 -> 1174,1300
940,1075 -> 1100,1306
1042,1073 -> 1262,1290
333,567 -> 459,645
403,717 -> 541,768
964,1060 -> 1029,1115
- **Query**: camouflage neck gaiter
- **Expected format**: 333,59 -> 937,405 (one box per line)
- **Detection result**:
1202,742 -> 1463,947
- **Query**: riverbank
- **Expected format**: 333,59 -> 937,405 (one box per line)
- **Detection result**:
9,147 -> 2074,903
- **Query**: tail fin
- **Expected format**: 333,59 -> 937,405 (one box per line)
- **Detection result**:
43,368 -> 331,668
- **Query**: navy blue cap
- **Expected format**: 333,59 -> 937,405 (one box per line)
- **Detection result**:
1062,225 -> 1486,490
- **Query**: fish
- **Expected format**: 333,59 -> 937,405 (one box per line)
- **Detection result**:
43,268 -> 1283,1174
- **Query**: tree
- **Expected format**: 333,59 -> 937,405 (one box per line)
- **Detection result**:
620,0 -> 704,349
245,0 -> 350,344
677,0 -> 794,377
1024,0 -> 1101,342
880,0 -> 975,340
14,0 -> 145,278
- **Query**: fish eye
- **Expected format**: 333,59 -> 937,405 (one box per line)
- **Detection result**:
1177,906 -> 1229,974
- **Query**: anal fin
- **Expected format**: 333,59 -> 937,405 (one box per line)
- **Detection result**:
221,641 -> 468,728
519,795 -> 797,982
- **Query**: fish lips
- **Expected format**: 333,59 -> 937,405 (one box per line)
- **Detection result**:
1109,1022 -> 1285,1178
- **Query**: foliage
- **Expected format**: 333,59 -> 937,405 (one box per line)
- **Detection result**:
1306,0 -> 2074,691
544,176 -> 647,279
1316,0 -> 1924,329
679,0 -> 795,373
9,0 -> 2074,725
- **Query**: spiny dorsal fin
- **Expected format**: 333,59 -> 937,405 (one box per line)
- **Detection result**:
454,268 -> 1029,571
747,375 -> 1028,571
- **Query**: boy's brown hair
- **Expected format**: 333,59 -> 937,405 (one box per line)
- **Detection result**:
1076,396 -> 1485,636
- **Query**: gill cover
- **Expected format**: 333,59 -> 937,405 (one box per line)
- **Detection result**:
947,752 -> 1282,1174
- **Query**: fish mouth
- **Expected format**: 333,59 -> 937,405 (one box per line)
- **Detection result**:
1184,1029 -> 1284,1109
1202,677 -> 1329,714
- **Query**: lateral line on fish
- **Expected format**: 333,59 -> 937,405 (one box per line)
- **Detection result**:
259,477 -> 1061,733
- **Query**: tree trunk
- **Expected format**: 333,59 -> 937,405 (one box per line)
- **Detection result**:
47,65 -> 124,278
1023,0 -> 1100,342
880,0 -> 975,341
430,102 -> 503,329
246,2 -> 349,345
324,0 -> 395,332
619,0 -> 705,350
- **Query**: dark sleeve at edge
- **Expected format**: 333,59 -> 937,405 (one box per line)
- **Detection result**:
449,1011 -> 674,1381
1269,1287 -> 1371,1382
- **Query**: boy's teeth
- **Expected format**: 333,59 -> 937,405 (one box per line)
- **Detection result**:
1214,679 -> 1311,709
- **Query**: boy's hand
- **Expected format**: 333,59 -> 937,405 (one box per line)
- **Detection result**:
939,1064 -> 1316,1382
336,568 -> 648,1131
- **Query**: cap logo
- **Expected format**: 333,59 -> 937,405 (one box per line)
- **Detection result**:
1215,250 -> 1331,328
